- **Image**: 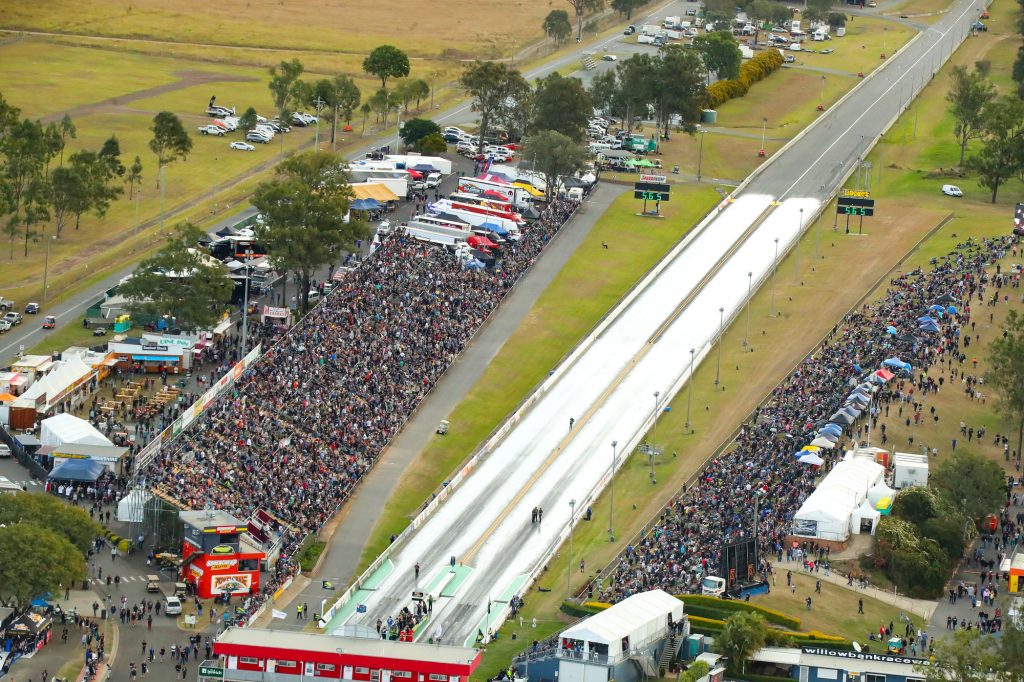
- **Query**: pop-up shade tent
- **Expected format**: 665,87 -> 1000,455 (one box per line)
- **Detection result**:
830,411 -> 855,425
882,357 -> 912,373
48,458 -> 106,482
799,453 -> 825,465
411,163 -> 437,173
851,497 -> 882,535
820,424 -> 843,437
919,321 -> 940,333
467,235 -> 498,250
917,315 -> 937,324
351,198 -> 383,211
811,436 -> 837,448
898,333 -> 919,344
935,293 -> 957,304
873,368 -> 895,382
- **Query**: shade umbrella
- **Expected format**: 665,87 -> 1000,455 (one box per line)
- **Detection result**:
799,453 -> 825,465
946,305 -> 957,314
886,325 -> 898,335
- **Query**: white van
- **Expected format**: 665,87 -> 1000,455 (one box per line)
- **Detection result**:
588,142 -> 612,153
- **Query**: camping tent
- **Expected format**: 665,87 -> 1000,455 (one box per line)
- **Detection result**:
40,413 -> 112,448
851,497 -> 882,535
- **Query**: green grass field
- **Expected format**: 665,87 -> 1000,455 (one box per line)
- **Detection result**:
792,17 -> 918,74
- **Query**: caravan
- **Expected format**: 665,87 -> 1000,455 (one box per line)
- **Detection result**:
457,177 -> 535,211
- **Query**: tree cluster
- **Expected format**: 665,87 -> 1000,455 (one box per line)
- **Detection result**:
703,48 -> 784,109
945,61 -> 1024,202
587,46 -> 706,137
0,97 -> 127,260
918,624 -> 1024,682
0,494 -> 99,610
873,451 -> 1005,597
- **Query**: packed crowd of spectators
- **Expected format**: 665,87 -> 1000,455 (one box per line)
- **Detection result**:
597,235 -> 1018,602
144,196 -> 580,602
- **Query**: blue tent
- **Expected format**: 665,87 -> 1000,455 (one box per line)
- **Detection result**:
411,163 -> 437,173
479,220 -> 509,237
928,304 -> 945,314
820,423 -> 843,436
919,321 -> 940,333
917,315 -> 937,325
351,198 -> 383,211
816,431 -> 839,442
883,357 -> 911,372
48,458 -> 106,482
947,306 -> 958,314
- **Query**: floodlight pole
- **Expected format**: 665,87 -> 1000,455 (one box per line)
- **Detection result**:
685,348 -> 695,429
770,238 -> 780,316
714,307 -> 724,385
743,271 -> 752,347
609,441 -> 617,542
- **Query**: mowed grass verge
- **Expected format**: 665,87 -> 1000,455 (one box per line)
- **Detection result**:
793,16 -> 918,74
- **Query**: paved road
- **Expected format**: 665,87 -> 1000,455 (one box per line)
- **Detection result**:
327,0 -> 984,648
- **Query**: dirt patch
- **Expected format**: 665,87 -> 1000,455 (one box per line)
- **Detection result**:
40,68 -> 255,123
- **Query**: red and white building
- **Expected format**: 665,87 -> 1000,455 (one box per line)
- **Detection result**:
209,628 -> 482,682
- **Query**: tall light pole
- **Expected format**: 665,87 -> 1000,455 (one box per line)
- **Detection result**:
714,306 -> 725,385
770,237 -> 780,317
312,96 -> 326,149
567,499 -> 576,597
743,271 -> 752,347
240,248 -> 253,356
814,202 -> 823,261
652,391 -> 660,448
609,441 -> 617,542
685,348 -> 695,429
792,207 -> 804,285
696,130 -> 706,183
759,117 -> 767,156
41,234 -> 57,303
159,166 -> 167,232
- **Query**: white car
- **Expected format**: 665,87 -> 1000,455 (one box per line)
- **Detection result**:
216,117 -> 238,131
942,184 -> 963,197
230,141 -> 256,151
197,124 -> 226,136
254,124 -> 276,138
603,54 -> 618,61
163,596 -> 182,615
246,131 -> 272,144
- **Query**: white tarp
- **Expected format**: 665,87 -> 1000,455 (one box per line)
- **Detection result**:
116,489 -> 152,523
792,459 -> 884,541
39,413 -> 112,448
560,589 -> 684,658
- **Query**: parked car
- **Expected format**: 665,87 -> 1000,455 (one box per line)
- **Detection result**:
42,315 -> 56,329
973,21 -> 987,31
0,320 -> 11,333
0,444 -> 10,458
603,54 -> 618,61
0,296 -> 13,311
230,141 -> 256,151
92,326 -> 108,336
24,302 -> 40,314
206,105 -> 234,118
942,184 -> 963,197
246,131 -> 272,144
784,54 -> 796,63
268,119 -> 291,133
623,25 -> 636,35
443,132 -> 462,143
4,312 -> 22,326
868,1 -> 877,6
197,124 -> 226,136
163,596 -> 182,615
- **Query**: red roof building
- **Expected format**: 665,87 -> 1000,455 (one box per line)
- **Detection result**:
210,628 -> 483,682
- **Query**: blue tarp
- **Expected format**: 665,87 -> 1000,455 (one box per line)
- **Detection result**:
883,357 -> 912,371
886,326 -> 898,335
352,198 -> 383,211
479,221 -> 508,236
411,164 -> 437,173
48,458 -> 106,482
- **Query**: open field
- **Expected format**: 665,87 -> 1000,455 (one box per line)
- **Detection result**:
713,68 -> 856,131
790,16 -> 918,73
886,0 -> 955,21
1,0 -> 551,59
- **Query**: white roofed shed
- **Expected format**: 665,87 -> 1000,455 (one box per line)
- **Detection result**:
559,589 -> 684,659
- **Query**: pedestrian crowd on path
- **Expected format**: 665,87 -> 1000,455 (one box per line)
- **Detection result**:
597,235 -> 1023,603
139,197 -> 579,620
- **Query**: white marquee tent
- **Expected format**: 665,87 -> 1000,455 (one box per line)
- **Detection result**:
39,413 -> 112,448
791,459 -> 884,541
851,497 -> 882,535
560,589 -> 684,659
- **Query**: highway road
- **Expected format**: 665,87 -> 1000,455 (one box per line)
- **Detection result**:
330,0 -> 985,648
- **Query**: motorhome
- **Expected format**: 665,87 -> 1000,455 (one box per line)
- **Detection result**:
384,154 -> 453,175
428,201 -> 520,237
457,176 -> 535,210
402,223 -> 469,247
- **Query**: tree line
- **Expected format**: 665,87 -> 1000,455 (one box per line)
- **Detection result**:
0,98 -> 135,261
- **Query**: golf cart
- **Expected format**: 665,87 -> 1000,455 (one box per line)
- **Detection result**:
146,575 -> 161,593
92,326 -> 108,336
42,315 -> 56,329
436,420 -> 449,435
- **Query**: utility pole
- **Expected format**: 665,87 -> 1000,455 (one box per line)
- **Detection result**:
770,238 -> 780,316
240,248 -> 253,357
567,499 -> 576,597
159,166 -> 166,232
42,235 -> 55,302
793,208 -> 804,284
685,348 -> 695,429
313,96 -> 326,149
652,391 -> 660,449
609,441 -> 617,542
743,272 -> 752,347
696,130 -> 706,183
714,307 -> 724,384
